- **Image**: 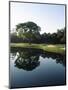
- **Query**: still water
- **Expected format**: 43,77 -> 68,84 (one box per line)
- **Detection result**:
10,47 -> 66,88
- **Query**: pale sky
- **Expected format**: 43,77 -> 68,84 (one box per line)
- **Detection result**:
10,2 -> 65,34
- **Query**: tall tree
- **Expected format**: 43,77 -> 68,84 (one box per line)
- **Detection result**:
16,21 -> 41,43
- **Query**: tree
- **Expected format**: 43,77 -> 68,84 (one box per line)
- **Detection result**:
57,27 -> 66,44
41,27 -> 66,44
16,21 -> 41,43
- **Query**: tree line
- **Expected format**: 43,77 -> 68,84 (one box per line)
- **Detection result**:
10,21 -> 66,44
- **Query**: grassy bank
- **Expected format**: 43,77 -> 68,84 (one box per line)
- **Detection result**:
10,43 -> 65,54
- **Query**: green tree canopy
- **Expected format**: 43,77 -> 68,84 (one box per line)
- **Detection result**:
16,21 -> 41,34
16,21 -> 41,43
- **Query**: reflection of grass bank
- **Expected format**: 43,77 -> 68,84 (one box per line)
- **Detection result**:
10,43 -> 65,54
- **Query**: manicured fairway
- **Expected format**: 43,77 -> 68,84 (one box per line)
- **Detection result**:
10,43 -> 65,54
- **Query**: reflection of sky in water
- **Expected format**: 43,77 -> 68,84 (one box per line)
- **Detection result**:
10,48 -> 66,88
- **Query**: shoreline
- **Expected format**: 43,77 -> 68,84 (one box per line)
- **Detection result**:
10,43 -> 65,55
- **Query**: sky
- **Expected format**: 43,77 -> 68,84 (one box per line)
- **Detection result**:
10,2 -> 65,34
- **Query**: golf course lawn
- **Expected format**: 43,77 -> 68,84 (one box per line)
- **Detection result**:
10,43 -> 65,54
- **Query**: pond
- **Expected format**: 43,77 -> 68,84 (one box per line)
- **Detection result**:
9,47 -> 66,88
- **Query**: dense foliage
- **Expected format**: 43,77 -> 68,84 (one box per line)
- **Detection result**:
41,28 -> 66,44
11,21 -> 66,44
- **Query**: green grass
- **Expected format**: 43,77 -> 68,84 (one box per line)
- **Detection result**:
10,43 -> 65,54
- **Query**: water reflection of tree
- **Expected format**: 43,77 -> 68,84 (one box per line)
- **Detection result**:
11,47 -> 66,71
41,52 -> 66,67
10,52 -> 17,60
14,49 -> 40,71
